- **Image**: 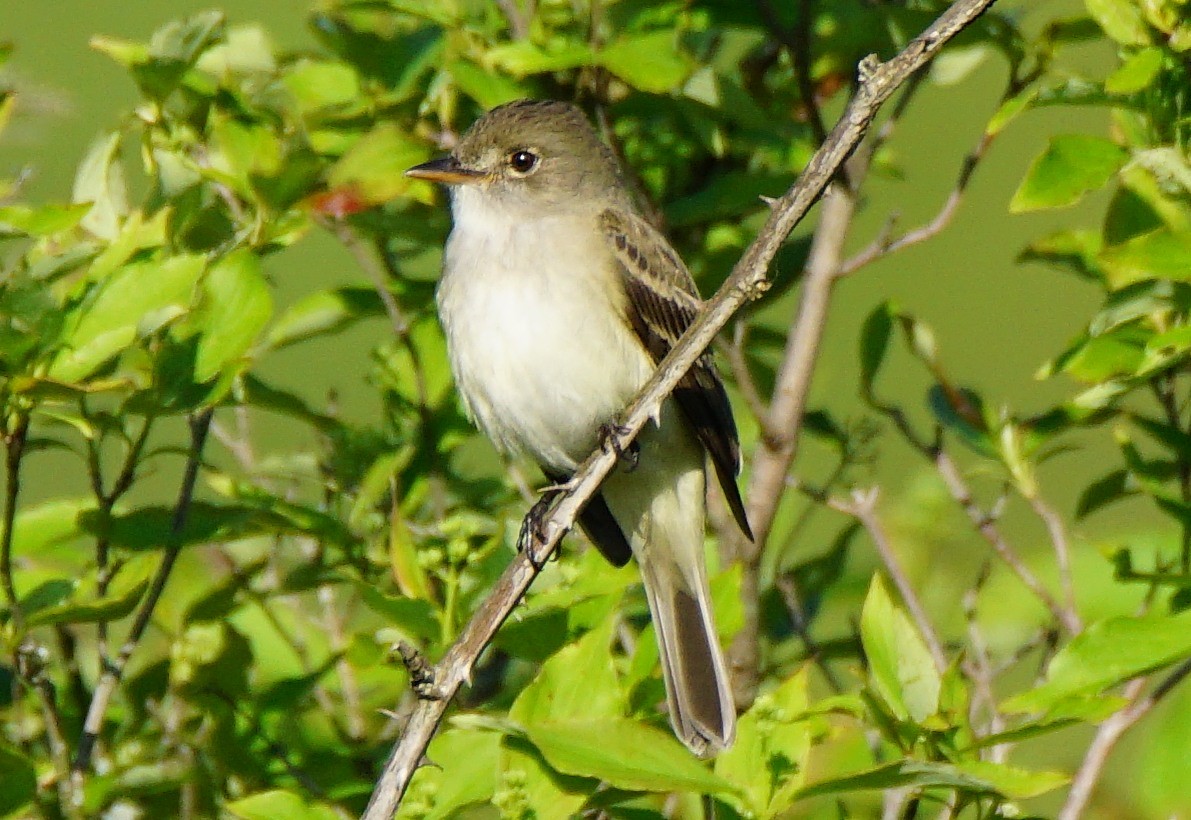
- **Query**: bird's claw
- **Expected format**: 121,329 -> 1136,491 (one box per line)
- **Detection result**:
599,422 -> 639,472
517,489 -> 562,569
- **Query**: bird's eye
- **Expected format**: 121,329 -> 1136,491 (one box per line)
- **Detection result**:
508,150 -> 539,174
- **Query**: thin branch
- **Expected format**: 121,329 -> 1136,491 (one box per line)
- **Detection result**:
321,217 -> 411,338
495,0 -> 531,40
72,408 -> 214,785
726,173 -> 857,707
360,2 -> 1001,814
1023,492 -> 1081,632
839,131 -> 992,276
17,642 -> 80,818
1,413 -> 29,626
718,324 -> 770,426
830,488 -> 948,672
932,447 -> 1080,634
961,566 -> 1007,763
93,414 -> 155,662
1059,659 -> 1191,820
319,584 -> 366,741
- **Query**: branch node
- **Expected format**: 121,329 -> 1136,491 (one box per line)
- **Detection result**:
858,54 -> 882,86
742,278 -> 772,301
395,642 -> 442,700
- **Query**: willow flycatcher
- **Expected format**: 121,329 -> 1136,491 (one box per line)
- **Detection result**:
407,99 -> 752,756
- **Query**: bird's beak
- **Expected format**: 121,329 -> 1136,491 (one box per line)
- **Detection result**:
405,156 -> 487,185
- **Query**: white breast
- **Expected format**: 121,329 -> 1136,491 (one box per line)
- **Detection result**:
436,188 -> 654,471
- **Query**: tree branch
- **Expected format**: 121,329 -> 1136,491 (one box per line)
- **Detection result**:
1,413 -> 29,626
72,408 -> 214,787
360,2 -> 1000,814
829,488 -> 948,672
933,447 -> 1080,633
1059,659 -> 1191,820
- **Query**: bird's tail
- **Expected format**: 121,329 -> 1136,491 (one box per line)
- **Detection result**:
636,538 -> 736,757
600,407 -> 736,756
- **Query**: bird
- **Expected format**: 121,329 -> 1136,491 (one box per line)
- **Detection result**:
406,99 -> 752,756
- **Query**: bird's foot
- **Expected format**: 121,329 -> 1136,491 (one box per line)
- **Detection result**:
599,421 -> 639,472
517,484 -> 569,568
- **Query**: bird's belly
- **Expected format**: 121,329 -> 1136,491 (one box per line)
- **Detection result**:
440,269 -> 653,471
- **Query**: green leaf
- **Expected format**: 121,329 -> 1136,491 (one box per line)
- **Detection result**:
511,620 -> 622,725
0,744 -> 36,816
1099,229 -> 1191,289
487,40 -> 594,76
352,581 -> 440,641
283,58 -> 361,115
1004,611 -> 1191,713
226,789 -> 339,820
1086,0 -> 1152,46
401,729 -> 500,819
131,11 -> 226,99
193,249 -> 273,382
600,31 -> 690,93
25,581 -> 148,627
1105,46 -> 1164,93
79,502 -> 266,551
1019,229 -> 1104,281
0,203 -> 92,237
266,286 -> 384,350
239,375 -> 339,433
326,123 -> 430,206
205,474 -> 353,547
951,761 -> 1068,799
72,131 -> 129,240
716,668 -> 813,816
798,759 -> 1061,800
1059,330 -> 1146,382
497,740 -> 589,820
8,497 -> 97,558
859,302 -> 894,400
526,720 -> 735,796
449,60 -> 526,109
1010,135 -> 1127,212
1076,469 -> 1131,518
207,112 -> 283,191
860,575 -> 940,723
50,254 -> 205,382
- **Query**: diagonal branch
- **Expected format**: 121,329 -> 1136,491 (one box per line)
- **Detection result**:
360,1 -> 1000,815
72,408 -> 214,786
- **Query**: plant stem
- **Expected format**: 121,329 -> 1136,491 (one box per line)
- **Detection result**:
72,408 -> 214,786
2,413 -> 29,627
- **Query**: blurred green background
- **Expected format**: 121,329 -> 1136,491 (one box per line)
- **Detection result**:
3,1 -> 1185,815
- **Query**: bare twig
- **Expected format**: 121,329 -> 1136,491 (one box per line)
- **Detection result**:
319,584 -> 366,740
360,3 -> 1000,814
932,447 -> 1079,633
829,488 -> 948,672
727,174 -> 857,706
72,408 -> 214,786
495,0 -> 531,40
961,566 -> 1007,763
718,324 -> 770,426
1,413 -> 29,625
840,131 -> 993,276
1024,492 -> 1081,631
1059,659 -> 1191,819
16,642 -> 80,818
88,413 -> 155,663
